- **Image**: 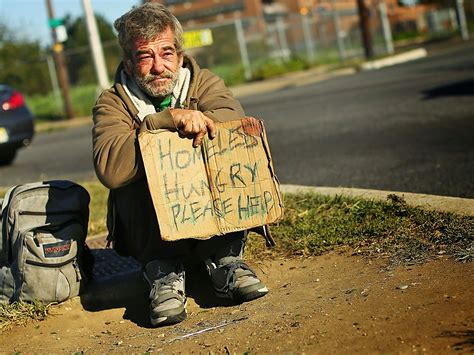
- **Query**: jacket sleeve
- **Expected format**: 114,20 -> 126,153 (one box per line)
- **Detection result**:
92,89 -> 176,189
92,89 -> 144,189
193,69 -> 245,122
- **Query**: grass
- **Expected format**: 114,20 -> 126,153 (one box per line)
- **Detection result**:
25,84 -> 98,121
246,192 -> 473,268
0,181 -> 472,329
81,180 -> 109,237
0,301 -> 50,331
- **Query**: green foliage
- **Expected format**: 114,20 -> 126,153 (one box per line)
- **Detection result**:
392,30 -> 421,42
0,24 -> 50,95
64,14 -> 121,85
81,180 -> 109,237
246,192 -> 473,265
0,15 -> 120,97
26,84 -> 98,120
0,301 -> 50,330
211,64 -> 246,87
252,56 -> 309,81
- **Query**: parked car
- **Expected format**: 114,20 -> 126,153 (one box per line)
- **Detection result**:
0,85 -> 34,165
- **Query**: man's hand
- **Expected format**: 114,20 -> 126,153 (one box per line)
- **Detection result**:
170,109 -> 217,147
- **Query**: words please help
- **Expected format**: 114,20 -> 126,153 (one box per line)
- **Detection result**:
138,118 -> 284,241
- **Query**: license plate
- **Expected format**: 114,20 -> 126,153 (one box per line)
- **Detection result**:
0,127 -> 9,143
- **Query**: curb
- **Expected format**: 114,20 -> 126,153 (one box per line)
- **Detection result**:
280,184 -> 474,217
231,66 -> 356,99
360,48 -> 428,70
36,116 -> 92,134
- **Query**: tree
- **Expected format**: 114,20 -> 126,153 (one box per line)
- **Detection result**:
0,23 -> 50,95
63,14 -> 121,85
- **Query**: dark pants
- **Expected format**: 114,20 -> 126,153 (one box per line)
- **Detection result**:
110,179 -> 246,265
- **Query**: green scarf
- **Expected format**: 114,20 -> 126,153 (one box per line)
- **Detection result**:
150,95 -> 172,112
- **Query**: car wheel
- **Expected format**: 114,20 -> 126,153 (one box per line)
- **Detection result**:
0,149 -> 17,165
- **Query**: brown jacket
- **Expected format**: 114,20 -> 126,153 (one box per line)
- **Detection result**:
92,55 -> 245,261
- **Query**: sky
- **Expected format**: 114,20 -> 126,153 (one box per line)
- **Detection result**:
0,0 -> 140,46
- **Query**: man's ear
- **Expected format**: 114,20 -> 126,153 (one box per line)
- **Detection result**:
124,59 -> 133,75
178,54 -> 184,67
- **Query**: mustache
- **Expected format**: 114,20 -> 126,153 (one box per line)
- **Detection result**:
143,71 -> 174,82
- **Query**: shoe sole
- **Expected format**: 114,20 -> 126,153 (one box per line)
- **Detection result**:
151,307 -> 187,327
215,285 -> 269,302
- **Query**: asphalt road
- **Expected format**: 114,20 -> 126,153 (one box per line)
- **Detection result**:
242,42 -> 474,198
1,42 -> 473,198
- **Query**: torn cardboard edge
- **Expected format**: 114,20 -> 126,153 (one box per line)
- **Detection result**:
138,117 -> 284,241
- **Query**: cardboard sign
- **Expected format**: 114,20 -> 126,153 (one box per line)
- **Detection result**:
138,118 -> 284,241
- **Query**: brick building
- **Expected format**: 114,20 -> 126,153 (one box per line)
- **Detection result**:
148,0 -> 264,26
148,0 -> 436,30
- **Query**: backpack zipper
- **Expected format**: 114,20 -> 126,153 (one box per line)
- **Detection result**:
25,257 -> 76,268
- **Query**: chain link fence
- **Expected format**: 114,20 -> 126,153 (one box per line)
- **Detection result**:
26,2 -> 472,118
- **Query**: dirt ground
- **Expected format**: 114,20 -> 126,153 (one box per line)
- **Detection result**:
1,251 -> 473,354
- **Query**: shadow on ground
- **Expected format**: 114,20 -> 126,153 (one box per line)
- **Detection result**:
438,329 -> 474,351
79,248 -> 237,328
423,79 -> 474,99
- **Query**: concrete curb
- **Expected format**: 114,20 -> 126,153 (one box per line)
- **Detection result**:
231,66 -> 356,99
361,48 -> 428,70
36,116 -> 92,134
281,184 -> 474,217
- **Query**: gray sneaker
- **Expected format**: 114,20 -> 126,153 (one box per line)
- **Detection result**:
205,256 -> 268,302
143,260 -> 186,326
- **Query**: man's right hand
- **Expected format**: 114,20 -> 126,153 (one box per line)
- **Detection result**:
170,109 -> 217,148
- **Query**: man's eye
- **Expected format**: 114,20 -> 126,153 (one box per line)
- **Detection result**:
138,55 -> 152,61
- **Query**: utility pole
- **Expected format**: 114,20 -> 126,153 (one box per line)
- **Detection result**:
82,0 -> 110,90
331,0 -> 346,61
456,0 -> 470,40
356,0 -> 374,59
46,0 -> 74,119
378,0 -> 394,55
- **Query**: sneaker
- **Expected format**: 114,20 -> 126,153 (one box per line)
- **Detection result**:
143,260 -> 187,326
205,256 -> 268,302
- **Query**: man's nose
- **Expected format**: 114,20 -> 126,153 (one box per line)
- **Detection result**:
151,56 -> 165,74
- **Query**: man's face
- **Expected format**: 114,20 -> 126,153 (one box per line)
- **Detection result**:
128,26 -> 183,98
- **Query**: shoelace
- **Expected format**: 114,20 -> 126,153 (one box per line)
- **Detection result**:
150,272 -> 184,297
220,261 -> 256,293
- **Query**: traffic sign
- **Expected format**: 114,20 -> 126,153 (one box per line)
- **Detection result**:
48,18 -> 64,29
183,29 -> 213,49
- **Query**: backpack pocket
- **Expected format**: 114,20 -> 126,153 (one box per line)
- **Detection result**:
16,221 -> 85,303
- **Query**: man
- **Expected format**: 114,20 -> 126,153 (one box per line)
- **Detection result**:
92,3 -> 268,327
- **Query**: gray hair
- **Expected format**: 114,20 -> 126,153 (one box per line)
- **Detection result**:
114,2 -> 184,60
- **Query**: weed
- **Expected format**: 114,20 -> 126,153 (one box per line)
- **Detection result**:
0,301 -> 50,331
246,192 -> 473,267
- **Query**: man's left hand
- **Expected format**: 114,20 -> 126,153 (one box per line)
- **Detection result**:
171,109 -> 217,148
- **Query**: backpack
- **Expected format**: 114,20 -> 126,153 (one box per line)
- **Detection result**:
0,180 -> 92,303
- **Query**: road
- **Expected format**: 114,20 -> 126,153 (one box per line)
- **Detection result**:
1,42 -> 473,198
243,42 -> 474,198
